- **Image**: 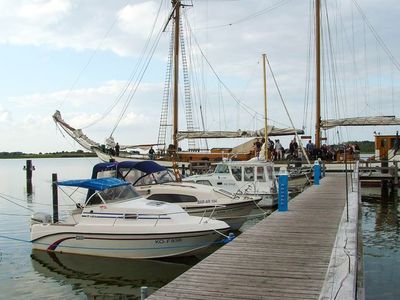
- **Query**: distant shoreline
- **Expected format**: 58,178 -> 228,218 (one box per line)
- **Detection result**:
0,151 -> 97,159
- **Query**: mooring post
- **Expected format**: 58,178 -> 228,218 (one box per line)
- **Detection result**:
278,170 -> 288,212
313,160 -> 321,185
140,286 -> 148,300
52,173 -> 59,223
25,159 -> 34,195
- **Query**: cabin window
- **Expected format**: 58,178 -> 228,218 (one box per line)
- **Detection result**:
148,194 -> 198,203
215,164 -> 229,174
390,138 -> 399,149
98,185 -> 140,204
244,167 -> 254,181
231,166 -> 242,181
256,167 -> 266,182
266,166 -> 274,180
196,180 -> 212,186
86,193 -> 103,206
380,139 -> 387,148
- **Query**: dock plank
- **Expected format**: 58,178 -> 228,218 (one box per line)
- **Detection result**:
148,175 -> 347,299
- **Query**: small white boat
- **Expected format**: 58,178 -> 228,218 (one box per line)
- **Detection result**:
92,161 -> 263,230
183,159 -> 278,207
31,178 -> 230,259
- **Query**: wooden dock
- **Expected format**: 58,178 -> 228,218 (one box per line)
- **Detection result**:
148,174 -> 358,299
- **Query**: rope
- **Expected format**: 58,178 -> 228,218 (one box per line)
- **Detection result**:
0,194 -> 34,212
265,57 -> 311,165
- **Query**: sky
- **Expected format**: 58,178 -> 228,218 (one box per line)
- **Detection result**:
0,0 -> 399,153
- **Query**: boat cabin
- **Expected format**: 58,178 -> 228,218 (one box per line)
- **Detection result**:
375,134 -> 400,161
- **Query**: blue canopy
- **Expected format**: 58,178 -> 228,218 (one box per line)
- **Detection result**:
91,162 -> 117,179
58,177 -> 130,191
117,160 -> 167,174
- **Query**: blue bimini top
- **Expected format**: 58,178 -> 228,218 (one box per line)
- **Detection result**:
117,160 -> 167,174
57,177 -> 130,191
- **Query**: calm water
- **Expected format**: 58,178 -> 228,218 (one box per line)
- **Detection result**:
361,187 -> 400,300
0,157 -> 270,299
0,158 -> 399,299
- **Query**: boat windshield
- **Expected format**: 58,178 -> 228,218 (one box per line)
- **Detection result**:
215,164 -> 229,174
134,170 -> 175,186
87,185 -> 140,205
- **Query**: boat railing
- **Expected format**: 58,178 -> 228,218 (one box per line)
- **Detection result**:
199,204 -> 225,224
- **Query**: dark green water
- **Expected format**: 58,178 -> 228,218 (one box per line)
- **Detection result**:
362,187 -> 400,300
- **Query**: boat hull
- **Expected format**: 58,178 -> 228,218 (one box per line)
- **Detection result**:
184,200 -> 260,230
31,228 -> 229,259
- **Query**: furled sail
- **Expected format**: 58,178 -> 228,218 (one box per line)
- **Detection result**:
176,126 -> 304,141
53,110 -> 100,151
321,116 -> 400,129
53,111 -> 164,152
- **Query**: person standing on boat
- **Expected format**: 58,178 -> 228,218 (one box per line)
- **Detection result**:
115,143 -> 120,156
268,138 -> 274,160
306,140 -> 315,159
275,139 -> 283,160
148,146 -> 156,160
254,139 -> 262,158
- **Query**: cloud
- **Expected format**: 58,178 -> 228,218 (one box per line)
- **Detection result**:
0,105 -> 12,123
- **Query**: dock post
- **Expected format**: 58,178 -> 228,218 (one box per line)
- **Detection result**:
313,161 -> 321,185
52,173 -> 59,223
181,164 -> 185,177
24,159 -> 34,195
140,286 -> 148,300
278,171 -> 288,212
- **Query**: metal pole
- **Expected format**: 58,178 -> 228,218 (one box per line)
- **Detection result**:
262,53 -> 268,160
141,286 -> 148,300
315,0 -> 321,149
345,149 -> 349,222
52,173 -> 59,223
172,0 -> 180,150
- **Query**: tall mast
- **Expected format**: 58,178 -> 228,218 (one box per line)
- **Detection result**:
172,0 -> 180,150
262,54 -> 268,160
315,0 -> 321,149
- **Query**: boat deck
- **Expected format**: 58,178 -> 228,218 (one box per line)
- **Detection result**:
148,174 -> 353,299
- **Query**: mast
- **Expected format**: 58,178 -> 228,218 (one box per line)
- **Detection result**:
315,0 -> 321,149
262,54 -> 268,160
172,0 -> 180,150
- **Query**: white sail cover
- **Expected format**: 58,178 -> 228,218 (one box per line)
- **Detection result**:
53,110 -> 100,151
53,111 -> 164,151
321,116 -> 400,129
176,126 -> 304,141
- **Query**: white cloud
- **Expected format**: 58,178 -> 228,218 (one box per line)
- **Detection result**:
18,0 -> 72,25
0,0 -> 399,152
0,105 -> 11,123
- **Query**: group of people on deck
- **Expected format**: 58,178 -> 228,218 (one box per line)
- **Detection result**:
254,138 -> 298,161
253,137 -> 360,161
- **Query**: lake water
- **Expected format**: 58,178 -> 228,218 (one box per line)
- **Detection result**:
0,158 -> 399,299
0,157 -> 271,299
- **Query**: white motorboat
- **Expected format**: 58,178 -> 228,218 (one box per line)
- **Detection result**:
183,159 -> 278,207
91,161 -> 263,231
31,178 -> 230,259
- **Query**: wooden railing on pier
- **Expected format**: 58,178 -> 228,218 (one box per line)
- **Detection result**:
148,173 -> 360,300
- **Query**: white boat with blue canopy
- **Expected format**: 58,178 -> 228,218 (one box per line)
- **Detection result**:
30,177 -> 231,259
90,161 -> 263,231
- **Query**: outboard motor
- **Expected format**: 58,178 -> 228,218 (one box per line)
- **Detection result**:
31,212 -> 52,225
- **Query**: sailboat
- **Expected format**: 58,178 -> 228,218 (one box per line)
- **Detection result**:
310,0 -> 400,156
53,0 -> 303,166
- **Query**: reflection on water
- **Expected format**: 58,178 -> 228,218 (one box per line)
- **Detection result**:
362,188 -> 400,300
31,250 -> 197,299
